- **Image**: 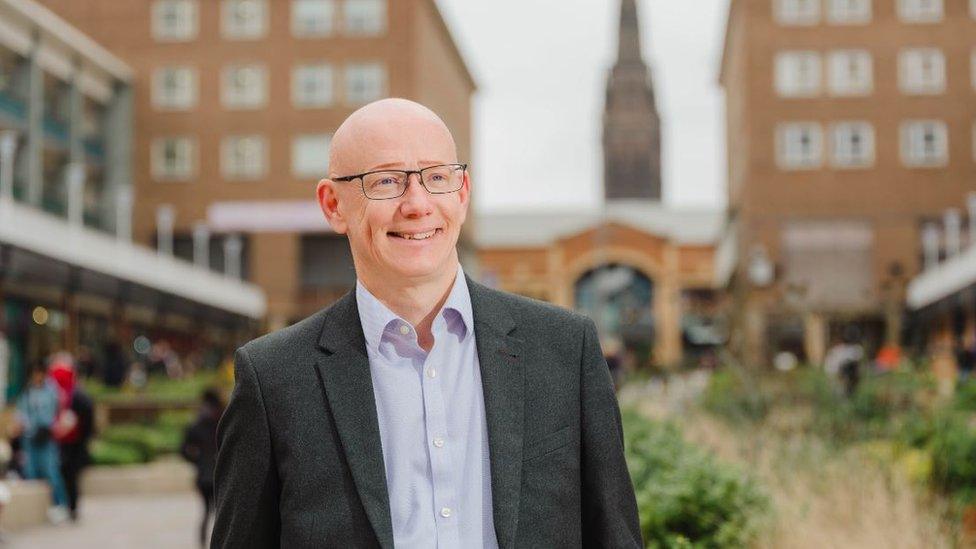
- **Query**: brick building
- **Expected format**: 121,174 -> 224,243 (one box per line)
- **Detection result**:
0,0 -> 265,397
718,0 -> 976,365
35,0 -> 476,329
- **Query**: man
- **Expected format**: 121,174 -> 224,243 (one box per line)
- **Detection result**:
212,99 -> 641,548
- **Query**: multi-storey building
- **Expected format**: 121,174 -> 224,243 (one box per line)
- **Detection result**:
0,0 -> 264,397
36,0 -> 476,329
719,0 -> 976,365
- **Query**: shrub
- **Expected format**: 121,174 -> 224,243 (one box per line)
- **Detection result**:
623,410 -> 770,548
700,369 -> 769,425
89,439 -> 145,466
929,413 -> 976,505
92,418 -> 190,465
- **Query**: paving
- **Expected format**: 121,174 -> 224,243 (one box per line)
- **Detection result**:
5,492 -> 208,549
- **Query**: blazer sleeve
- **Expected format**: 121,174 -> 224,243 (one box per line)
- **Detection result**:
579,318 -> 643,548
211,347 -> 281,549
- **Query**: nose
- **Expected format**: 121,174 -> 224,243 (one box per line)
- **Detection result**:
398,172 -> 433,218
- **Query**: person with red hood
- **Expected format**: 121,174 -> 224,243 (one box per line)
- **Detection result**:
48,354 -> 95,522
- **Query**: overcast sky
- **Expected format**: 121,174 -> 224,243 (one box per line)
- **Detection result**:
436,0 -> 730,214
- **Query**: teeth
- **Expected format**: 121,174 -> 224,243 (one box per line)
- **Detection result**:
396,230 -> 436,240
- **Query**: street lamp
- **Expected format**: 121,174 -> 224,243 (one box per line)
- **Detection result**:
0,130 -> 18,202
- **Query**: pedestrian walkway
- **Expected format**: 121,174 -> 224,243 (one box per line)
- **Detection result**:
6,493 -> 203,548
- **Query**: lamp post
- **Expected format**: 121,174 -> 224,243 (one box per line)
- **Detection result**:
156,204 -> 175,256
66,162 -> 86,227
115,186 -> 133,242
192,222 -> 210,269
944,208 -> 961,259
223,234 -> 242,280
0,130 -> 18,202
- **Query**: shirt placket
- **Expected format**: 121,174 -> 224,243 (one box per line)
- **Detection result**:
418,316 -> 461,548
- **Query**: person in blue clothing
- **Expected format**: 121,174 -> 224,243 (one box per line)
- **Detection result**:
17,362 -> 69,523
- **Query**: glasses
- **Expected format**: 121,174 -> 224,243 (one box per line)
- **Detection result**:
333,163 -> 467,200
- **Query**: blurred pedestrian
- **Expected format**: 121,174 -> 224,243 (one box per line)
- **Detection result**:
75,345 -> 96,379
956,326 -> 976,384
102,341 -> 127,388
824,326 -> 865,397
0,320 -> 8,408
181,388 -> 224,547
49,357 -> 95,522
16,362 -> 69,523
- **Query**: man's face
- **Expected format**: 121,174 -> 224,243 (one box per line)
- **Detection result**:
318,106 -> 469,286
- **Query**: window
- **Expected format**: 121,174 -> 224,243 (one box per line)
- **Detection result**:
900,120 -> 948,167
344,0 -> 386,36
775,0 -> 819,25
292,0 -> 335,37
827,50 -> 872,96
152,0 -> 198,41
830,122 -> 875,168
292,134 -> 331,178
776,122 -> 823,169
774,51 -> 822,97
222,135 -> 267,180
899,48 -> 945,95
345,63 -> 386,104
152,137 -> 196,181
897,0 -> 943,22
222,64 -> 268,109
222,0 -> 268,39
826,0 -> 871,24
293,64 -> 334,107
152,66 -> 197,110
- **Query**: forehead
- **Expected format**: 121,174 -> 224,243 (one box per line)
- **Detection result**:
338,115 -> 457,173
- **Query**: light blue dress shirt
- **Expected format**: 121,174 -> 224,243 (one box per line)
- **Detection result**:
356,265 -> 499,549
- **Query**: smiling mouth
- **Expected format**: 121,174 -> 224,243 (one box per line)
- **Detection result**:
389,229 -> 440,240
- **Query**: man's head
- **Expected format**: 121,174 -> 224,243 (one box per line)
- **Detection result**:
317,99 -> 470,287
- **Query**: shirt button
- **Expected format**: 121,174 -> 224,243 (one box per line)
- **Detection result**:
426,367 -> 436,378
398,324 -> 410,335
432,437 -> 445,448
440,507 -> 452,518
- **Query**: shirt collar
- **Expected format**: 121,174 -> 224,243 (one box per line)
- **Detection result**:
355,264 -> 472,354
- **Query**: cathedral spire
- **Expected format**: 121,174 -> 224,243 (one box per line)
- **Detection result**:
617,0 -> 643,65
602,0 -> 662,202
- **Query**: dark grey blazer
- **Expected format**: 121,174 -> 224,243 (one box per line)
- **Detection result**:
211,276 -> 642,548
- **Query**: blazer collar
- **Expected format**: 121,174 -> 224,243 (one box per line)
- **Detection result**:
315,278 -> 526,549
314,291 -> 395,549
466,276 -> 525,549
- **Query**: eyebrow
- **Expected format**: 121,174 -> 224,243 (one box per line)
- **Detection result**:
368,160 -> 450,171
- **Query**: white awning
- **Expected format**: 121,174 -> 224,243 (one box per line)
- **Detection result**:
0,200 -> 265,319
907,245 -> 976,310
207,200 -> 334,233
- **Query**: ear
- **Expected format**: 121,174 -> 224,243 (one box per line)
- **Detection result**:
457,169 -> 471,225
317,179 -> 348,234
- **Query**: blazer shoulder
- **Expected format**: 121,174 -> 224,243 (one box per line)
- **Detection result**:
238,292 -> 350,370
469,278 -> 591,331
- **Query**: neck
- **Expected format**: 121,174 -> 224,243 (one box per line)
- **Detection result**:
358,258 -> 460,352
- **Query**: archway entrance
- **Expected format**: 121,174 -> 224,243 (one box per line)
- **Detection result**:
573,264 -> 655,365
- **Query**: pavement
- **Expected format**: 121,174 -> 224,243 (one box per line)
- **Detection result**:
4,493 -> 208,548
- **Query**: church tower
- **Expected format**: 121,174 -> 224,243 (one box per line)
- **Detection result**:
602,0 -> 662,201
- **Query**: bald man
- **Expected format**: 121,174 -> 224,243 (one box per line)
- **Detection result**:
211,99 -> 641,549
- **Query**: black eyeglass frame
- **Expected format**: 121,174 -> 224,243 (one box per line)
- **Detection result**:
332,163 -> 468,200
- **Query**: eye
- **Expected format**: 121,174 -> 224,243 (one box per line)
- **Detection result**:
375,177 -> 398,186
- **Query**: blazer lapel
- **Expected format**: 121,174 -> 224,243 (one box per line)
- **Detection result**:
313,292 -> 394,549
468,277 -> 525,549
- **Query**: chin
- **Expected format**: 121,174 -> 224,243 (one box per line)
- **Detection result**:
388,255 -> 452,280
